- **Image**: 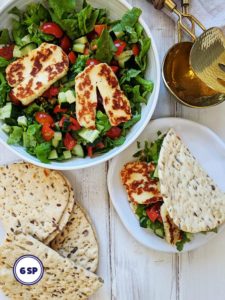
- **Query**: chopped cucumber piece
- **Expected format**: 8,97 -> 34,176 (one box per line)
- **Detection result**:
58,92 -> 67,104
73,43 -> 85,53
54,132 -> 62,140
17,116 -> 27,127
115,50 -> 133,68
65,90 -> 76,104
72,144 -> 84,157
154,228 -> 164,238
78,128 -> 100,143
0,103 -> 12,120
13,43 -> 36,58
21,34 -> 31,44
48,150 -> 58,160
114,31 -> 125,38
13,45 -> 22,58
20,43 -> 37,56
153,165 -> 158,178
1,124 -> 11,134
52,132 -> 62,148
63,150 -> 72,159
74,36 -> 88,44
58,91 -> 76,104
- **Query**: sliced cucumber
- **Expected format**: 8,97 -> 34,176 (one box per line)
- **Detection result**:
72,144 -> 84,157
17,116 -> 27,127
0,103 -> 12,120
1,124 -> 11,134
48,150 -> 58,160
73,43 -> 85,53
115,50 -> 133,68
74,36 -> 88,44
65,90 -> 76,104
63,150 -> 72,159
78,128 -> 99,143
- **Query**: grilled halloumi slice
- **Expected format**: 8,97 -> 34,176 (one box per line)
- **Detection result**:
120,161 -> 162,205
160,204 -> 181,245
75,65 -> 98,129
75,63 -> 131,129
6,43 -> 69,105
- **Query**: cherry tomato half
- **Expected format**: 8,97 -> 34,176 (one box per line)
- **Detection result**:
110,66 -> 119,73
64,133 -> 77,150
35,112 -> 54,126
94,24 -> 107,36
42,86 -> 59,99
132,44 -> 140,56
53,105 -> 68,114
68,117 -> 81,131
114,40 -> 127,56
60,35 -> 72,53
87,146 -> 93,157
40,22 -> 64,39
146,203 -> 162,223
106,127 -> 122,139
86,58 -> 101,66
0,45 -> 14,60
9,90 -> 21,106
68,51 -> 76,64
41,124 -> 55,141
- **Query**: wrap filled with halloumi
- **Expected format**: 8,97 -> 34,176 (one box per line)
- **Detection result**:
121,129 -> 225,250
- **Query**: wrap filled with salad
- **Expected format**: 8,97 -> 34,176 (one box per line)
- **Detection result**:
121,129 -> 225,250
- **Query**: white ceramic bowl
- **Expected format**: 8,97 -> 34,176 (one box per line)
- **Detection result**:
0,0 -> 160,170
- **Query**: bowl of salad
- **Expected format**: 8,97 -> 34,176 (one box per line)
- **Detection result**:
0,0 -> 160,170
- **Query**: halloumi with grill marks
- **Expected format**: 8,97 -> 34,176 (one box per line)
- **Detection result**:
120,161 -> 163,205
75,65 -> 98,129
96,63 -> 131,126
160,204 -> 182,245
6,43 -> 69,105
75,63 -> 131,129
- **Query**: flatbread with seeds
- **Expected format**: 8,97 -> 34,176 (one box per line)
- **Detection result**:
51,202 -> 98,272
0,162 -> 69,242
44,174 -> 75,245
158,128 -> 225,233
0,232 -> 103,300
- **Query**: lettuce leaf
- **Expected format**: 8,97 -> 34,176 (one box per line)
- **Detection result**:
0,29 -> 11,44
0,73 -> 10,107
135,37 -> 151,71
7,126 -> 23,145
112,7 -> 142,33
34,142 -> 51,163
48,0 -> 77,18
95,29 -> 117,64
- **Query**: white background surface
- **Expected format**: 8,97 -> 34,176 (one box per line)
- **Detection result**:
0,1 -> 225,300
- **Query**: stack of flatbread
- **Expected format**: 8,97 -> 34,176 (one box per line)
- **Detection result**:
0,162 -> 102,299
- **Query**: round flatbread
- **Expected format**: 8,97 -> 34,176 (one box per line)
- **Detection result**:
0,232 -> 103,300
158,129 -> 225,233
51,202 -> 99,272
0,162 -> 70,242
44,174 -> 75,245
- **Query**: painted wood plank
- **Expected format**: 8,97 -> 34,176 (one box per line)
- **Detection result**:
177,2 -> 225,300
109,1 -> 177,300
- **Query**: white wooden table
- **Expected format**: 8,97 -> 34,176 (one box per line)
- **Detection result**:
0,1 -> 225,299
